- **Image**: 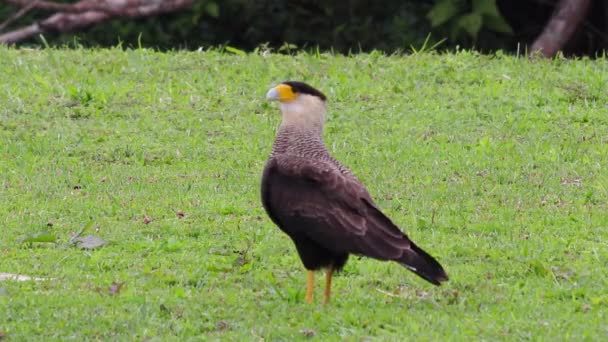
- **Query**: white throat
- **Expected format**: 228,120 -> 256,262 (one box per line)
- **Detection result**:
279,94 -> 327,133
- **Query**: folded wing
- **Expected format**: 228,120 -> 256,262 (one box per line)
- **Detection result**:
262,155 -> 448,285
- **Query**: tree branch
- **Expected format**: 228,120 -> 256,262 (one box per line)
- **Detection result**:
531,0 -> 591,57
0,0 -> 194,44
2,0 -> 177,15
0,0 -> 39,31
4,0 -> 96,13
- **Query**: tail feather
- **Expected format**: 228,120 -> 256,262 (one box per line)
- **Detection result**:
398,242 -> 448,286
352,198 -> 448,285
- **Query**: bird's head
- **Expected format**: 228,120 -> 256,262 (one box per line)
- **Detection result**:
266,81 -> 327,132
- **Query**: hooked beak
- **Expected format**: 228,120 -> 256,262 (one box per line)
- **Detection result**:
266,87 -> 279,101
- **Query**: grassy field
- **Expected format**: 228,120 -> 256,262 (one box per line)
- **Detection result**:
0,47 -> 607,340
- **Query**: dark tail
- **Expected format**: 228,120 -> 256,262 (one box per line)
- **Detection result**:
398,242 -> 448,286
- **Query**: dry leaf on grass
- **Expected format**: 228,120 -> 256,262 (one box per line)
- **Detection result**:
0,273 -> 50,282
71,235 -> 107,249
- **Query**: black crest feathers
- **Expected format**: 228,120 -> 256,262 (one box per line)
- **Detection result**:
283,81 -> 327,101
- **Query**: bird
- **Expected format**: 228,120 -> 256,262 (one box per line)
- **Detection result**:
261,81 -> 448,304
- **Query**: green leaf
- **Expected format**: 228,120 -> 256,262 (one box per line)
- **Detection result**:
427,0 -> 461,27
225,46 -> 246,56
20,232 -> 56,244
472,0 -> 513,34
483,14 -> 513,34
278,43 -> 298,52
205,2 -> 219,18
472,0 -> 500,16
457,13 -> 483,38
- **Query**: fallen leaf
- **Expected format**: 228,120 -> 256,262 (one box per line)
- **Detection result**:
216,320 -> 229,331
300,329 -> 315,337
19,232 -> 56,244
551,266 -> 573,280
208,248 -> 230,256
443,289 -> 459,305
415,289 -> 430,299
0,273 -> 49,282
375,287 -> 409,299
233,255 -> 248,267
476,170 -> 489,177
71,235 -> 107,249
159,303 -> 171,314
561,177 -> 582,187
108,282 -> 123,295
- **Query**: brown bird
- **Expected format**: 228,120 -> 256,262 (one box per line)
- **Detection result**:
261,81 -> 448,304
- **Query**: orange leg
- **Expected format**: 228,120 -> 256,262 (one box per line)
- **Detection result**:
324,267 -> 333,305
305,270 -> 314,303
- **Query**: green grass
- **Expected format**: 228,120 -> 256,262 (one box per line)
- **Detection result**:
1,47 -> 607,340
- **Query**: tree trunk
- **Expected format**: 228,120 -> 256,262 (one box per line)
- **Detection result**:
531,0 -> 591,57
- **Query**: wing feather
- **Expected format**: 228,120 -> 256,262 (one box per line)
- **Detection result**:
264,154 -> 410,260
262,154 -> 448,284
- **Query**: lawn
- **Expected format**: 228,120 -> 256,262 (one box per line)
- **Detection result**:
0,47 -> 607,340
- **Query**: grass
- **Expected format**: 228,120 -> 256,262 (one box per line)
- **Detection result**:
0,47 -> 607,340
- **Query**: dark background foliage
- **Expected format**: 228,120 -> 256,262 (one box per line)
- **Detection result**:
1,0 -> 607,55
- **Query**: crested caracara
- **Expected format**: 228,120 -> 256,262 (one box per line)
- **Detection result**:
261,81 -> 448,304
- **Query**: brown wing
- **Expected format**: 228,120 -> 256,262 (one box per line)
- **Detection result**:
264,154 -> 415,259
261,154 -> 448,284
